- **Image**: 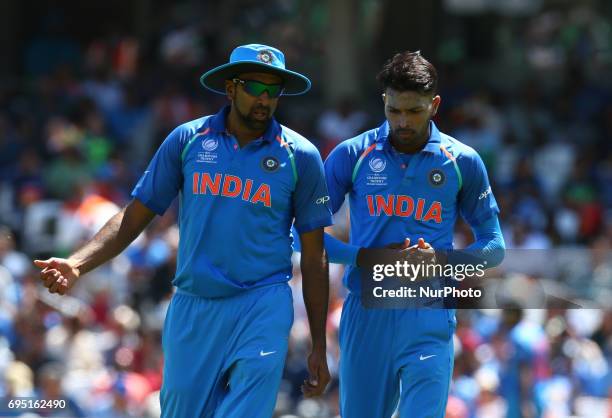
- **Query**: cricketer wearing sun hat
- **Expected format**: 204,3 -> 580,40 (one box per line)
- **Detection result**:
141,44 -> 333,417
34,43 -> 332,418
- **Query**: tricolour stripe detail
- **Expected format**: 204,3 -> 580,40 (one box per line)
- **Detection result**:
351,143 -> 378,183
440,145 -> 462,190
181,128 -> 211,161
276,135 -> 298,186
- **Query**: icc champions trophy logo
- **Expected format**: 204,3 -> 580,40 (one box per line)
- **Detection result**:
202,138 -> 218,152
369,157 -> 387,173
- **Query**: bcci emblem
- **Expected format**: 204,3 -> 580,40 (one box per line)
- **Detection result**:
261,156 -> 280,172
257,50 -> 274,64
202,138 -> 218,152
369,157 -> 387,173
429,169 -> 445,187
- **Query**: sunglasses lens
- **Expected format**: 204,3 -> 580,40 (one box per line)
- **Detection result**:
243,80 -> 283,98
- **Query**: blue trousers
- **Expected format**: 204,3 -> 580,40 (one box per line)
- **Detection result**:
160,284 -> 293,418
339,293 -> 456,418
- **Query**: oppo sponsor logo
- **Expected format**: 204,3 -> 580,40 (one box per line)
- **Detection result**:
316,196 -> 330,205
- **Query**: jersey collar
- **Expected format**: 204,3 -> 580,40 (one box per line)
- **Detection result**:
209,105 -> 280,143
376,120 -> 441,153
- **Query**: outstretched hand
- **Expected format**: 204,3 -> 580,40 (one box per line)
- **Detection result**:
33,258 -> 80,296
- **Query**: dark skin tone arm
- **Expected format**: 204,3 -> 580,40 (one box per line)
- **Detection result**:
34,199 -> 156,295
298,227 -> 331,397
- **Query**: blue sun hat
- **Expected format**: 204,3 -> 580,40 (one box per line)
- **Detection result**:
200,44 -> 311,96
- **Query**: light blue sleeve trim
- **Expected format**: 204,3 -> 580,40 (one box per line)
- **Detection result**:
291,229 -> 359,266
446,215 -> 505,268
324,232 -> 360,266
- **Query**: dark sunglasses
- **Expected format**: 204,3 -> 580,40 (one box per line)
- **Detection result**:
232,78 -> 284,98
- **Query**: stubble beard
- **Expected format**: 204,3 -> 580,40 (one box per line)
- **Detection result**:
236,104 -> 271,131
390,121 -> 430,150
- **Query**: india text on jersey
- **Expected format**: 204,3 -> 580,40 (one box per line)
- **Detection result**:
192,172 -> 271,207
366,194 -> 442,223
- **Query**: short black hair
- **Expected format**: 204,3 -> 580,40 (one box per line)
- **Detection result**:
377,51 -> 438,95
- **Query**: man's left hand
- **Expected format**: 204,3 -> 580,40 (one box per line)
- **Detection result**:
301,346 -> 330,398
401,237 -> 436,264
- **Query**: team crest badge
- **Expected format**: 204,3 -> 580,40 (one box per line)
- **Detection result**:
257,50 -> 274,64
369,157 -> 387,173
429,169 -> 445,187
202,138 -> 218,152
261,156 -> 280,172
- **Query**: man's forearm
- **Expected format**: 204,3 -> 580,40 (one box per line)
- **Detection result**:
69,204 -> 152,275
439,215 -> 506,268
301,251 -> 329,348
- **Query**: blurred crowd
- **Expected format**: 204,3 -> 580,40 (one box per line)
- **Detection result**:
0,1 -> 611,417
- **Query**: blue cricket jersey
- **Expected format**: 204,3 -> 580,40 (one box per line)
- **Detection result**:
325,120 -> 499,294
132,106 -> 333,298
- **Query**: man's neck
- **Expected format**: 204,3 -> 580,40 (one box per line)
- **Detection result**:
226,109 -> 267,147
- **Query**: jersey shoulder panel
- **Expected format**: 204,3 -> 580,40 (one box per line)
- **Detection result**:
439,132 -> 480,161
328,126 -> 380,166
174,115 -> 214,158
279,124 -> 317,153
343,127 -> 380,155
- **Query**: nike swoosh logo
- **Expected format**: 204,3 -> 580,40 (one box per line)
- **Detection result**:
419,354 -> 436,361
260,350 -> 276,357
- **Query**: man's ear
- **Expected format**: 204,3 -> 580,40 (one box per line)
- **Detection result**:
225,80 -> 235,100
431,95 -> 441,116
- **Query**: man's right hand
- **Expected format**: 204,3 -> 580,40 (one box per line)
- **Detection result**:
356,238 -> 435,267
33,258 -> 80,296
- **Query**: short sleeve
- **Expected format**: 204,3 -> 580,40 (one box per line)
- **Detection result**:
131,126 -> 183,215
324,142 -> 354,214
457,149 -> 500,226
292,144 -> 333,233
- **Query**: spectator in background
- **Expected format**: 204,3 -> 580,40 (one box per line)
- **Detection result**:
36,362 -> 86,417
316,96 -> 368,158
495,308 -> 549,418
